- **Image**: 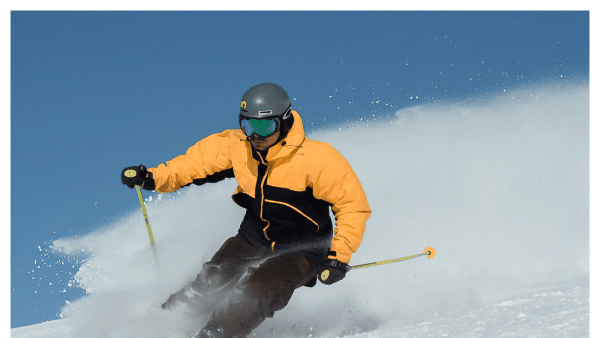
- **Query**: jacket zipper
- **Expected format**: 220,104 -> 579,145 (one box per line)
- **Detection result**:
256,151 -> 275,250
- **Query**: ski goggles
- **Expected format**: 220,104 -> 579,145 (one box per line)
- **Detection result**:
239,117 -> 281,138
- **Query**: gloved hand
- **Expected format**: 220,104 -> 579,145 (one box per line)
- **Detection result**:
121,165 -> 150,189
318,259 -> 350,285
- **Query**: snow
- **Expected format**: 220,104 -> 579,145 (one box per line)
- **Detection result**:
11,83 -> 590,337
10,286 -> 590,337
341,286 -> 589,338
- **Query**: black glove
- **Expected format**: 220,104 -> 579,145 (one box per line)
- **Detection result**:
121,165 -> 154,189
318,259 -> 350,285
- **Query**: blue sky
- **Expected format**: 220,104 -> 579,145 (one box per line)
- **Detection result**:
9,11 -> 589,328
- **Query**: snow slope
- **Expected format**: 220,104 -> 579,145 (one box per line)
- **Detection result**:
11,83 -> 590,337
9,286 -> 590,337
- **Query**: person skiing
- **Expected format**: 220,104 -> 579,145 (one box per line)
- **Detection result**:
121,83 -> 371,338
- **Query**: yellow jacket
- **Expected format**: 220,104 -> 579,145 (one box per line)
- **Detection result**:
147,110 -> 370,264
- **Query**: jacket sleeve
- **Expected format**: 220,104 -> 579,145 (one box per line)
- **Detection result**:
147,130 -> 235,193
310,144 -> 371,264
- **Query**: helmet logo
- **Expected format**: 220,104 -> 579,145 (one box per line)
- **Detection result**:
240,101 -> 247,109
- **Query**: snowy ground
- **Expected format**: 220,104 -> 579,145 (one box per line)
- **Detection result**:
11,84 -> 590,337
10,285 -> 589,337
342,286 -> 589,338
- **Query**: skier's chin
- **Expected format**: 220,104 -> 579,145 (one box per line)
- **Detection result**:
251,141 -> 268,150
249,130 -> 280,151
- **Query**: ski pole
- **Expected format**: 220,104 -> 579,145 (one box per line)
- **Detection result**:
350,247 -> 435,271
124,169 -> 156,246
135,186 -> 163,285
134,185 -> 155,246
319,247 -> 435,283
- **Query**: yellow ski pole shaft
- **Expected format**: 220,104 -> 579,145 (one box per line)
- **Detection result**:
350,247 -> 435,271
135,185 -> 155,246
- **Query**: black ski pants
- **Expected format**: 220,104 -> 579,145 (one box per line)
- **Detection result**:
164,235 -> 320,337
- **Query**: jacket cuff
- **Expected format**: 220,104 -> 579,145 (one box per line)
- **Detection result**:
327,250 -> 351,264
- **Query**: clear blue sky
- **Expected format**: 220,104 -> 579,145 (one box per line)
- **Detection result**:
10,11 -> 589,328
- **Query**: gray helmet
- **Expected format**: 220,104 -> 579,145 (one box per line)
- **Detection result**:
239,83 -> 292,119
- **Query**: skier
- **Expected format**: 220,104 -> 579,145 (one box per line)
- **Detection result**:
121,83 -> 371,338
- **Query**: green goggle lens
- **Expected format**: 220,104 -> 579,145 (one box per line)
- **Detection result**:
240,118 -> 279,137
